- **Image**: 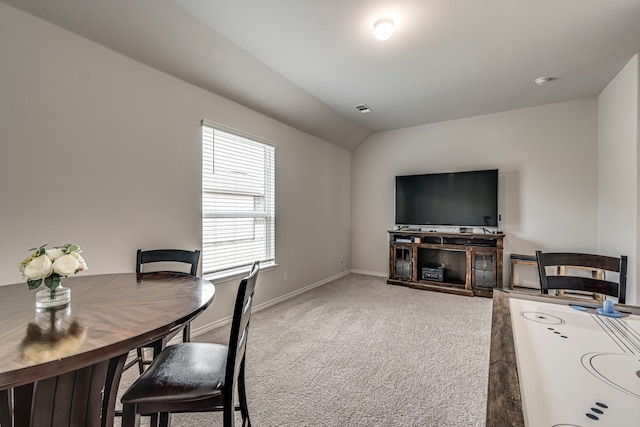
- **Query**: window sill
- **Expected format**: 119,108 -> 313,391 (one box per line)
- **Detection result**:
204,262 -> 277,284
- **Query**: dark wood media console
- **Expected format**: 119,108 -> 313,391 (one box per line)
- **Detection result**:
388,230 -> 504,297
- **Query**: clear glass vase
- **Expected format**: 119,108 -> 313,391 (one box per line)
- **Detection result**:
35,285 -> 71,309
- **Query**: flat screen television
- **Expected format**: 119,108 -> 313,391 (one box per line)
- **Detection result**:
395,169 -> 498,227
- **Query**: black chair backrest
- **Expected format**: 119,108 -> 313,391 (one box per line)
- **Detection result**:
136,249 -> 200,275
224,261 -> 260,400
535,251 -> 627,304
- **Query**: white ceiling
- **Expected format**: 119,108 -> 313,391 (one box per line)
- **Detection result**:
4,0 -> 640,149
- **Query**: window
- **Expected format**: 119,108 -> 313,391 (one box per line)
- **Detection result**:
202,121 -> 275,277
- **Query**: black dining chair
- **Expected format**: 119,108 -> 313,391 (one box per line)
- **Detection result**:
121,261 -> 260,427
125,249 -> 201,374
535,251 -> 627,304
136,248 -> 200,276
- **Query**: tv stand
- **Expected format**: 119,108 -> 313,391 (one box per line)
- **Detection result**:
388,230 -> 504,297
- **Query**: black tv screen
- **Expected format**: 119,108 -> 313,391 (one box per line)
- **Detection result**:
395,169 -> 498,227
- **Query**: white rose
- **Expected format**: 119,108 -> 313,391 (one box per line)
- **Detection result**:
74,253 -> 88,271
52,254 -> 80,276
45,248 -> 65,261
23,255 -> 53,280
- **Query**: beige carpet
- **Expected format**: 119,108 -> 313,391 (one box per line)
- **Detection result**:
116,274 -> 493,426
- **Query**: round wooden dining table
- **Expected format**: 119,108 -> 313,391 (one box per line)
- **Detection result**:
0,272 -> 215,427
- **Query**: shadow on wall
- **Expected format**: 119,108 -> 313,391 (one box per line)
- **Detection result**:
499,169 -> 520,232
500,169 -> 542,288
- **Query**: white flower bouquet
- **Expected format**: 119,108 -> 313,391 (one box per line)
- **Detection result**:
19,244 -> 88,293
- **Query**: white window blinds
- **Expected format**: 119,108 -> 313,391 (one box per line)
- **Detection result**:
202,121 -> 275,277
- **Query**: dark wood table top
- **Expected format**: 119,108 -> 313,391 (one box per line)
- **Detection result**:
486,290 -> 640,427
0,272 -> 215,390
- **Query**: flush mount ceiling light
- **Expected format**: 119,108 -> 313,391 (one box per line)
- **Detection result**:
373,18 -> 394,41
354,104 -> 372,113
534,76 -> 552,86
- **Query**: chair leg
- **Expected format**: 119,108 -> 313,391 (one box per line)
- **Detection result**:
238,362 -> 251,427
223,393 -> 235,427
159,412 -> 170,427
136,348 -> 145,374
102,353 -> 127,427
121,403 -> 140,427
152,340 -> 164,359
183,323 -> 191,342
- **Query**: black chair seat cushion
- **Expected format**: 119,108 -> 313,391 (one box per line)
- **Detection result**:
122,342 -> 228,405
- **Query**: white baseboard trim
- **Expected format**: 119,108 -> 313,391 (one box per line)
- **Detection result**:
191,270 -> 352,338
350,269 -> 387,278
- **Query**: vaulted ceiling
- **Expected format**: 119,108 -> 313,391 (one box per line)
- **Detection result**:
4,0 -> 640,149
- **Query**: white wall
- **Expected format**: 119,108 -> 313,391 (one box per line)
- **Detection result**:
597,54 -> 639,305
352,99 -> 599,286
0,3 -> 351,328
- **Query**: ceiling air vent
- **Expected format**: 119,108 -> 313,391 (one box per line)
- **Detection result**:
354,104 -> 372,114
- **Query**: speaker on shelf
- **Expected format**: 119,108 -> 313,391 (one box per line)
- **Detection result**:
422,267 -> 444,281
